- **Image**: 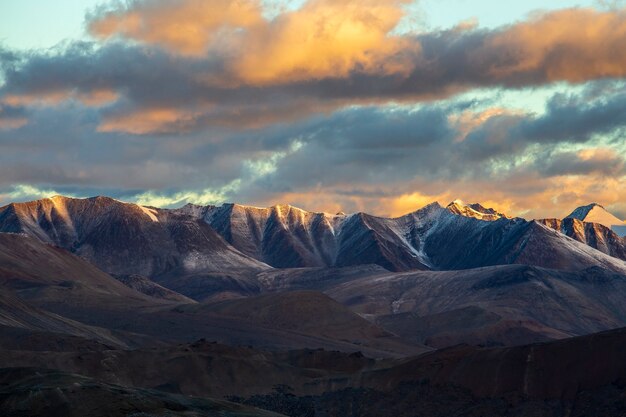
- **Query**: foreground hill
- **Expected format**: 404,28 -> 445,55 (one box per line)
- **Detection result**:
0,232 -> 157,306
2,326 -> 626,416
0,290 -> 136,350
0,368 -> 285,417
0,232 -> 420,356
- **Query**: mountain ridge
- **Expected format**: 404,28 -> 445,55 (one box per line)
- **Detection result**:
1,196 -> 625,277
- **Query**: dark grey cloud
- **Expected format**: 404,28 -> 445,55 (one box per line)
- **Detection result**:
233,85 -> 626,202
0,103 -> 26,120
532,149 -> 626,177
1,81 -> 625,207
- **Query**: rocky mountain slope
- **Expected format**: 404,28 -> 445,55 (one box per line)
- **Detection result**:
0,234 -> 424,357
539,203 -> 626,261
325,264 -> 626,347
0,196 -> 267,278
186,200 -> 626,273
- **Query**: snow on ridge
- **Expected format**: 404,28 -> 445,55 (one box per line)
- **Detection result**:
138,205 -> 159,222
446,200 -> 506,221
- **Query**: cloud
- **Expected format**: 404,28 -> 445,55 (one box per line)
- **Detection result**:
131,179 -> 242,207
89,0 -> 265,56
90,0 -> 414,83
97,107 -> 202,134
532,148 -> 626,177
480,8 -> 626,84
1,83 -> 626,219
223,84 -> 626,217
2,6 -> 626,134
0,184 -> 72,206
0,105 -> 28,130
88,2 -> 626,88
2,2 -> 626,220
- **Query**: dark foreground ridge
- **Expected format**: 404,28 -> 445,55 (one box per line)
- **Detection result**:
1,327 -> 626,416
0,368 -> 285,417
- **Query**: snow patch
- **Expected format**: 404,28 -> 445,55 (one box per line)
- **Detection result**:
138,205 -> 159,222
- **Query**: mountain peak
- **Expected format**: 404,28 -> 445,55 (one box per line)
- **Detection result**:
446,200 -> 508,221
567,203 -> 604,217
567,203 -> 626,236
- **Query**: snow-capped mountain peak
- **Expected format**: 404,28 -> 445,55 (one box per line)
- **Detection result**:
567,203 -> 626,237
446,200 -> 508,221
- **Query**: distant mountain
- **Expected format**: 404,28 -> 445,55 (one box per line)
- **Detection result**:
406,205 -> 626,272
182,201 -> 626,273
2,197 -> 626,416
566,203 -> 626,237
178,203 -> 431,271
539,217 -> 626,261
2,196 -> 626,277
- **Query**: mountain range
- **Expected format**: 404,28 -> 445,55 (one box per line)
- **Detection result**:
1,195 -> 626,416
2,196 -> 625,276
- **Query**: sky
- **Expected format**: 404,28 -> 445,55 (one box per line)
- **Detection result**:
1,0 -> 626,219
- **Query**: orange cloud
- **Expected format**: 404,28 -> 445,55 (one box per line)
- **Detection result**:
232,0 -> 414,83
97,108 -> 200,134
485,8 -> 626,82
89,0 -> 265,56
89,0 -> 415,84
243,171 -> 626,221
3,89 -> 118,107
88,3 -> 626,88
0,117 -> 27,130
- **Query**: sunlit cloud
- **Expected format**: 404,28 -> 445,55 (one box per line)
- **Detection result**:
97,107 -> 202,134
132,179 -> 242,208
484,7 -> 626,83
3,89 -> 119,108
0,184 -> 76,206
90,0 -> 415,83
89,0 -> 265,56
